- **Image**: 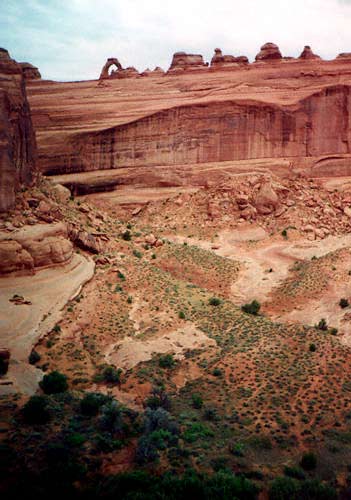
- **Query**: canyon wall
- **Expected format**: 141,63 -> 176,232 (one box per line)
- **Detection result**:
0,49 -> 37,211
44,85 -> 351,175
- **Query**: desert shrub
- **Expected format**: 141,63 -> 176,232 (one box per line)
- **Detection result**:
241,300 -> 261,315
117,270 -> 126,281
99,401 -> 123,433
22,395 -> 50,424
204,406 -> 219,421
283,465 -> 305,480
212,368 -> 222,377
28,349 -> 41,365
330,328 -> 338,336
178,310 -> 186,319
40,370 -> 68,394
133,249 -> 142,258
209,297 -> 222,306
145,386 -> 171,410
228,441 -> 245,457
143,408 -> 179,436
182,422 -> 214,443
339,298 -> 349,309
122,230 -> 131,241
191,393 -> 203,409
102,365 -> 122,384
269,476 -> 299,499
158,354 -> 176,369
281,229 -> 288,239
127,296 -> 133,304
80,392 -> 110,416
309,343 -> 316,352
300,452 -> 317,471
316,318 -> 328,331
135,435 -> 160,464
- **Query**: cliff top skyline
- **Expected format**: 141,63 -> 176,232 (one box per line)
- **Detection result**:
2,0 -> 351,81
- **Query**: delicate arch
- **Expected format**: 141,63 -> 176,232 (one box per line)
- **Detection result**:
99,58 -> 123,79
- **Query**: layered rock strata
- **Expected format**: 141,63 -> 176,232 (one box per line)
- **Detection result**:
0,48 -> 37,211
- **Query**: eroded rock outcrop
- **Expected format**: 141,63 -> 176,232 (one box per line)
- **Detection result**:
20,62 -> 41,80
210,48 -> 248,67
168,52 -> 208,72
99,57 -> 140,79
255,42 -> 282,61
0,48 -> 37,212
0,222 -> 73,275
299,45 -> 321,60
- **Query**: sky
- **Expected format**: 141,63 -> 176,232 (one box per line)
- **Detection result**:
1,0 -> 351,81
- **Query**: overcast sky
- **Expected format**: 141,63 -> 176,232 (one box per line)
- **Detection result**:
2,0 -> 351,81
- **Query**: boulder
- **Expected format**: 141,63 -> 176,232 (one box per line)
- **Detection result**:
51,183 -> 71,203
253,181 -> 279,214
255,43 -> 282,61
68,224 -> 107,254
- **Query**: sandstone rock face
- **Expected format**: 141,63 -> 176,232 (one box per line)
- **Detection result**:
255,43 -> 282,61
27,48 -> 351,181
20,62 -> 41,80
299,46 -> 321,60
0,48 -> 37,211
46,85 -> 351,174
211,48 -> 248,67
0,222 -> 73,275
168,52 -> 208,72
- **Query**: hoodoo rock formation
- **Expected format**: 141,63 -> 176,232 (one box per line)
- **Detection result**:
20,62 -> 41,80
210,48 -> 249,67
255,42 -> 282,61
0,48 -> 37,211
299,45 -> 321,60
168,52 -> 208,72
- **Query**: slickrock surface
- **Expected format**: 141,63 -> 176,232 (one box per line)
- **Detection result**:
0,48 -> 37,211
0,254 -> 94,394
0,222 -> 73,275
27,53 -> 351,186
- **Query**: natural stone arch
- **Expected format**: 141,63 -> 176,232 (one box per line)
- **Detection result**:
99,58 -> 123,79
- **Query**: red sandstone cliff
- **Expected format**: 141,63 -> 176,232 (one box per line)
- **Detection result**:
27,48 -> 351,179
0,48 -> 37,211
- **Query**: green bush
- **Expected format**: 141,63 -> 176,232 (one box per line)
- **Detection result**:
28,349 -> 41,365
300,451 -> 317,471
283,465 -> 305,480
22,395 -> 50,424
339,298 -> 349,309
133,249 -> 142,258
80,392 -> 109,416
122,230 -> 131,241
241,300 -> 261,315
191,393 -> 203,409
158,354 -> 176,369
316,318 -> 328,331
309,343 -> 316,352
40,370 -> 68,394
178,310 -> 186,319
209,297 -> 222,306
269,476 -> 299,499
102,365 -> 122,384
